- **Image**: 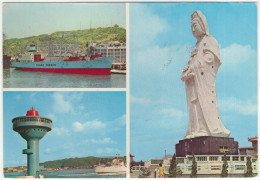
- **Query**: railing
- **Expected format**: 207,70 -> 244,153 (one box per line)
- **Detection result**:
13,117 -> 52,124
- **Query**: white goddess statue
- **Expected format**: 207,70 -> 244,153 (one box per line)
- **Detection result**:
181,10 -> 230,139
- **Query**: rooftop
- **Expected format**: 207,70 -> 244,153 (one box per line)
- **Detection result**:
238,147 -> 254,150
26,107 -> 39,116
248,136 -> 258,142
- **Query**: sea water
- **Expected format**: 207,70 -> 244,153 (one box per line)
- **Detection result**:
3,68 -> 126,88
4,168 -> 126,178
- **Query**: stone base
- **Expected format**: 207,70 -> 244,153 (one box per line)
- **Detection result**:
175,136 -> 238,157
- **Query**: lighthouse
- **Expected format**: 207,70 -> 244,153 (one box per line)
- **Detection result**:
12,107 -> 52,177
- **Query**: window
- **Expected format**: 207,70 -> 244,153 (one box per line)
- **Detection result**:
222,156 -> 230,161
232,157 -> 239,161
211,165 -> 221,170
235,165 -> 245,170
177,158 -> 184,163
209,156 -> 218,161
240,157 -> 244,161
151,160 -> 163,164
197,156 -> 207,161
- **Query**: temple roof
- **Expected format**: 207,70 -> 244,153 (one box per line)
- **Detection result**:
238,147 -> 254,150
248,136 -> 258,142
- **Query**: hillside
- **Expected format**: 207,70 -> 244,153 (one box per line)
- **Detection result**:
3,27 -> 126,55
40,156 -> 126,168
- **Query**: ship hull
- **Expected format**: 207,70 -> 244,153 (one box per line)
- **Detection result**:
95,166 -> 127,174
15,67 -> 111,75
11,57 -> 114,75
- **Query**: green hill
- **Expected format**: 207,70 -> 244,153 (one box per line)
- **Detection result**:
40,156 -> 126,168
3,27 -> 126,55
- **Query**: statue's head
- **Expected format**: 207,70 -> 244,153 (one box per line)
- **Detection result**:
191,10 -> 209,40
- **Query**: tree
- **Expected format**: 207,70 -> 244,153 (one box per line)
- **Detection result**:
168,154 -> 182,178
245,157 -> 253,177
221,153 -> 228,177
190,153 -> 197,178
138,167 -> 151,178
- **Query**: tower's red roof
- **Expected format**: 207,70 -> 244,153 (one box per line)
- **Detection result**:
26,107 -> 39,116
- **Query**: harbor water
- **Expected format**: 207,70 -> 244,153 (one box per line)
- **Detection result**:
4,168 -> 126,178
3,68 -> 126,88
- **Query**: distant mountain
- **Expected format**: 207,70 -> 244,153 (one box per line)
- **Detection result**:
40,156 -> 126,168
3,27 -> 126,55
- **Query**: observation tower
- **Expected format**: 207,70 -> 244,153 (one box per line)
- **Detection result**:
12,107 -> 52,177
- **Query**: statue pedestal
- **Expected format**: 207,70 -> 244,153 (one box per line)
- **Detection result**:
175,136 -> 238,157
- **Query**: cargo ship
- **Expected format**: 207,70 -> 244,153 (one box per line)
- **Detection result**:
11,42 -> 114,75
95,156 -> 127,174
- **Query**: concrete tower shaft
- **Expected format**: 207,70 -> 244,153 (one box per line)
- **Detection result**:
12,107 -> 52,177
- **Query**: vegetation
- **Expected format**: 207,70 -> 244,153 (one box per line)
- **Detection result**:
138,167 -> 151,178
245,157 -> 253,177
168,154 -> 182,178
221,153 -> 228,177
190,153 -> 197,178
39,156 -> 126,168
3,27 -> 126,55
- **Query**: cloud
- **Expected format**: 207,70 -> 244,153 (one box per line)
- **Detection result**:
52,93 -> 73,113
131,96 -> 152,104
15,95 -> 21,100
51,127 -> 71,136
69,92 -> 84,101
156,107 -> 187,119
96,148 -> 121,155
44,148 -> 51,153
44,113 -> 57,122
29,93 -> 37,101
73,122 -> 85,132
115,114 -> 126,126
221,43 -> 257,66
52,92 -> 84,113
91,137 -> 116,144
73,120 -> 106,132
131,4 -> 170,48
219,96 -> 257,116
83,139 -> 89,143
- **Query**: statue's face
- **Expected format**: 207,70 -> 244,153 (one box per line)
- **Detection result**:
191,21 -> 204,40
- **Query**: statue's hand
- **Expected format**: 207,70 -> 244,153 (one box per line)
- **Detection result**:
181,67 -> 194,81
182,65 -> 189,72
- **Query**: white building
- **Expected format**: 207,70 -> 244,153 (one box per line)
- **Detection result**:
91,41 -> 126,64
162,154 -> 257,176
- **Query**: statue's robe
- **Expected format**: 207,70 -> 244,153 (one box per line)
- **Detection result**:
184,35 -> 230,139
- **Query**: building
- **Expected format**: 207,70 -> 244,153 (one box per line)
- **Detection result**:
89,41 -> 126,72
162,154 -> 257,177
133,137 -> 258,177
248,136 -> 258,157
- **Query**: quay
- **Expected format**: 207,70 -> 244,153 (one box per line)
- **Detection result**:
111,63 -> 126,74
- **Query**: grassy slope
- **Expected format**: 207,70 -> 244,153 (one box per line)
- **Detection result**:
40,156 -> 126,168
3,27 -> 126,55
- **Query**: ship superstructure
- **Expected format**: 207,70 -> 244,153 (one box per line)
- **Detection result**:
95,154 -> 127,174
